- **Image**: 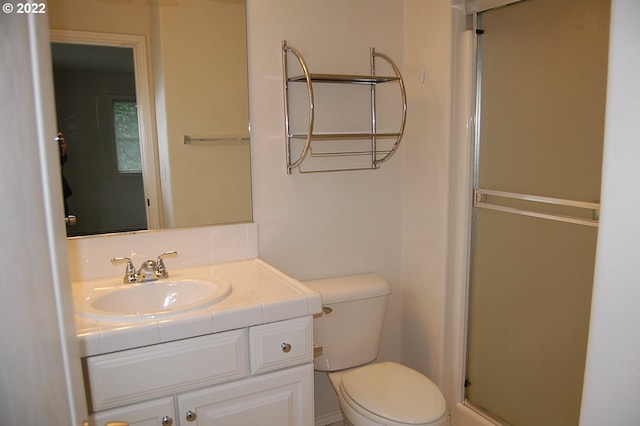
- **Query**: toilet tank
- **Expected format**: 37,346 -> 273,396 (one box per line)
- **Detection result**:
304,274 -> 391,372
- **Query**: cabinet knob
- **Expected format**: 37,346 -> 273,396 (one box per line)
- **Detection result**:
185,410 -> 197,422
161,416 -> 173,426
281,342 -> 292,353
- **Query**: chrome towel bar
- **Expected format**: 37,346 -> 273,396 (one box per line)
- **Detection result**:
474,188 -> 600,228
183,135 -> 249,144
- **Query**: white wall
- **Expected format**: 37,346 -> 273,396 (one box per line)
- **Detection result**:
246,0 -> 404,282
0,12 -> 87,425
246,0 -> 405,420
580,0 -> 640,423
402,0 -> 453,385
66,223 -> 258,282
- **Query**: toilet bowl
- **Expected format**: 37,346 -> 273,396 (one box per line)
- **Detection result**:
328,362 -> 448,426
304,274 -> 449,426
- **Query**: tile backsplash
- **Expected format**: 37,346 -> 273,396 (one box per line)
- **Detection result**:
67,223 -> 258,282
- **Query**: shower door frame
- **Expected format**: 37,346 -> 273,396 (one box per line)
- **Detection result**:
444,0 -> 605,424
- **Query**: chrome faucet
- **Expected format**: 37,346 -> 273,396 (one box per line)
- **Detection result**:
111,251 -> 178,284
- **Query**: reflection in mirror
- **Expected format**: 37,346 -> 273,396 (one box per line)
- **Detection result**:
52,43 -> 148,236
48,0 -> 253,238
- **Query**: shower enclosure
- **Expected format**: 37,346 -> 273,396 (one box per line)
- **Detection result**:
464,0 -> 610,424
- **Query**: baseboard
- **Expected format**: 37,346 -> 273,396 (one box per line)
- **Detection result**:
315,409 -> 344,426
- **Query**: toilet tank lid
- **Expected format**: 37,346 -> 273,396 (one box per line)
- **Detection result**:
303,273 -> 391,304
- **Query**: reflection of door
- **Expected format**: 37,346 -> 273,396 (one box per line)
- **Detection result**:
52,43 -> 147,236
465,0 -> 610,424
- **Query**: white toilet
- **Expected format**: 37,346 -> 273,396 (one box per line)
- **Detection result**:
305,274 -> 449,426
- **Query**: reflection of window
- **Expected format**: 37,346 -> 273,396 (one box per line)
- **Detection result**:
113,100 -> 142,173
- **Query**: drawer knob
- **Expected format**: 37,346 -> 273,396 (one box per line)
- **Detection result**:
185,410 -> 197,422
161,416 -> 173,426
281,342 -> 292,353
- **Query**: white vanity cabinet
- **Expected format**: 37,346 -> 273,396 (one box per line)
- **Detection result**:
85,316 -> 314,426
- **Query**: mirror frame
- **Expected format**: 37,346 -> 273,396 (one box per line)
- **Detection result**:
50,29 -> 162,231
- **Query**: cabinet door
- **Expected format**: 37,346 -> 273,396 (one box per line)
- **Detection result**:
91,396 -> 175,426
177,364 -> 313,426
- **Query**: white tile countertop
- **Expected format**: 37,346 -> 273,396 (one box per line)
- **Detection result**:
73,258 -> 322,357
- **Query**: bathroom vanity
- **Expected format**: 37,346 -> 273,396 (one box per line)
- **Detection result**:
73,259 -> 321,426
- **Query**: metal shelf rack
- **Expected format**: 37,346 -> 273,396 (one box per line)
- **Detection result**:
282,40 -> 407,174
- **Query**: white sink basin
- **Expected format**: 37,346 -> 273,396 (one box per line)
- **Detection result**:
76,278 -> 232,321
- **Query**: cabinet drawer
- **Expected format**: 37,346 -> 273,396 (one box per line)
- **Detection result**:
249,316 -> 313,375
90,396 -> 175,426
87,329 -> 248,412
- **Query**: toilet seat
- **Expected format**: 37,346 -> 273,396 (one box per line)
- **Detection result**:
339,362 -> 447,425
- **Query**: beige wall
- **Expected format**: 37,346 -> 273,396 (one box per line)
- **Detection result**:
151,0 -> 252,227
48,0 -> 151,35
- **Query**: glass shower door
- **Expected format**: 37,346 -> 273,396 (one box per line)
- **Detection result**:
464,0 -> 610,424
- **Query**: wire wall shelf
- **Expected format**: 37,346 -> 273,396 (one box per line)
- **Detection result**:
282,40 -> 407,174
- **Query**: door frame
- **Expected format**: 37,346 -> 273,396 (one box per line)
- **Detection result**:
445,21 -> 498,426
444,1 -> 525,425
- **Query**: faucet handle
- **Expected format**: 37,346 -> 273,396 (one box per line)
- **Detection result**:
156,250 -> 178,278
158,250 -> 178,260
111,256 -> 137,283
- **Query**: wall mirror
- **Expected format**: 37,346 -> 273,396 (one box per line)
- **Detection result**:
49,0 -> 252,238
